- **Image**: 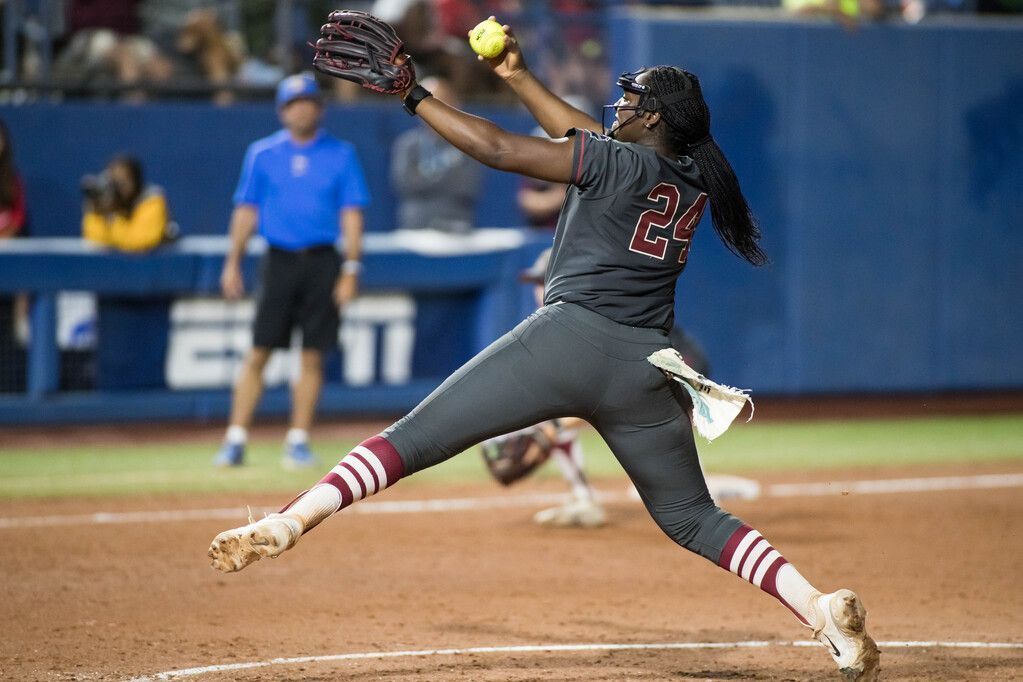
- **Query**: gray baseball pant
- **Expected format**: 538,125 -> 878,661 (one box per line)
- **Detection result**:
383,302 -> 742,562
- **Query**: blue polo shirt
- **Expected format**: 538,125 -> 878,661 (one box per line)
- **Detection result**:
233,129 -> 370,250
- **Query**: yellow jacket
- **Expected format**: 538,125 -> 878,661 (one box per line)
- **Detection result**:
82,187 -> 169,253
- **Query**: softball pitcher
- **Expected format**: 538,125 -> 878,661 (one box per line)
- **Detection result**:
209,12 -> 880,681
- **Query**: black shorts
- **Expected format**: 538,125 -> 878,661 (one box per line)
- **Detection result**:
252,246 -> 340,351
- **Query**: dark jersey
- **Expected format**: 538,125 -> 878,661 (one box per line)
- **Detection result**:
544,129 -> 708,331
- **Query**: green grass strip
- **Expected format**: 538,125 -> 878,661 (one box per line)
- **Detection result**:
0,415 -> 1020,499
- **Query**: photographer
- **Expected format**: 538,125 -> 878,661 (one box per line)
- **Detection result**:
81,155 -> 170,252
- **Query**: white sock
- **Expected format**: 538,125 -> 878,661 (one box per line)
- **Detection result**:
286,428 -> 309,445
717,524 -> 820,627
225,425 -> 247,445
775,563 -> 821,628
551,441 -> 593,502
279,483 -> 342,532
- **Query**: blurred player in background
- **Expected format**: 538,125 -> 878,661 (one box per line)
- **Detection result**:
210,15 -> 879,681
390,74 -> 482,233
214,73 -> 369,469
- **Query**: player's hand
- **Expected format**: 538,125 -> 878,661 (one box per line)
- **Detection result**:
335,272 -> 358,307
221,262 -> 244,300
473,19 -> 527,82
394,55 -> 416,99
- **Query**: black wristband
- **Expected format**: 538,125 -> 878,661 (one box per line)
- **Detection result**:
402,85 -> 432,116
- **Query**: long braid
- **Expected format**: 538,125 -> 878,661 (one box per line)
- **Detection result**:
647,67 -> 767,266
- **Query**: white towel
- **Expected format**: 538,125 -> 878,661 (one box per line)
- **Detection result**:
647,348 -> 753,442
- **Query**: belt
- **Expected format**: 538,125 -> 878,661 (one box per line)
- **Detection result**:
269,244 -> 337,255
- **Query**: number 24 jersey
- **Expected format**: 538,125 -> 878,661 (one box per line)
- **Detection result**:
545,129 -> 708,332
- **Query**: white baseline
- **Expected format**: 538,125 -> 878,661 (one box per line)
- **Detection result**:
126,639 -> 1023,681
1,473 -> 1022,529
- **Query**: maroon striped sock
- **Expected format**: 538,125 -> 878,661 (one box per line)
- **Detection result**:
317,435 -> 405,510
718,524 -> 807,624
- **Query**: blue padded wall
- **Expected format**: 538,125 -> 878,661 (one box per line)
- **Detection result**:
611,14 -> 1023,391
1,102 -> 535,237
2,16 -> 1021,395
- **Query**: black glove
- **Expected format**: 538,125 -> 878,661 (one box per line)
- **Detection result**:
480,426 -> 555,486
312,10 -> 416,95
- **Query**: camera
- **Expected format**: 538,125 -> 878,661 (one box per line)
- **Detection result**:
80,172 -> 115,204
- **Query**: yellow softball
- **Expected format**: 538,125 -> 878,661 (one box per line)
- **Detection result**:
469,19 -> 506,59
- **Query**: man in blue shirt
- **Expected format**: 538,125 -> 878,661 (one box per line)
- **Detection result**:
215,73 -> 370,469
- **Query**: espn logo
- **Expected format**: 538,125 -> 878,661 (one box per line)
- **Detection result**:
164,295 -> 415,389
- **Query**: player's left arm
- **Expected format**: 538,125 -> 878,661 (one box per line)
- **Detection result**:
335,207 -> 363,306
335,147 -> 369,306
413,96 -> 575,184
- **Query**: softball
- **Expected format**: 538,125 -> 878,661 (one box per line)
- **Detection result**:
469,19 -> 506,59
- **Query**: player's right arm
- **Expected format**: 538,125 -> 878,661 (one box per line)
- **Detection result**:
413,95 -> 576,184
223,141 -> 264,299
480,22 -> 602,138
221,204 -> 257,299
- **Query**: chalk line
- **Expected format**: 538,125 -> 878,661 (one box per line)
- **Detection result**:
1,473 -> 1022,529
126,639 -> 1023,681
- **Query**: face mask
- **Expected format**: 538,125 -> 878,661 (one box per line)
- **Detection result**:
602,69 -> 651,138
601,68 -> 701,139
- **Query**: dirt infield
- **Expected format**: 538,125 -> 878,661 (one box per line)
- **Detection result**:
1,461 -> 1021,681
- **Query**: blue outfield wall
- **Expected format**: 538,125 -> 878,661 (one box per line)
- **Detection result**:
0,102 -> 536,237
0,16 -> 1021,418
0,234 -> 550,424
611,13 -> 1023,392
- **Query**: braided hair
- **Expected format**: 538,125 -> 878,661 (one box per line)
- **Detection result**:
646,66 -> 767,266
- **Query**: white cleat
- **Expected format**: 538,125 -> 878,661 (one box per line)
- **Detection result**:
533,498 -> 607,528
208,512 -> 303,573
812,589 -> 881,681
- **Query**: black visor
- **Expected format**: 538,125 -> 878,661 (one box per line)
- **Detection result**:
617,69 -> 651,97
615,67 -> 700,113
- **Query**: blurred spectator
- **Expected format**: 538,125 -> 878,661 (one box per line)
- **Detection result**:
372,0 -> 435,46
138,0 -> 226,46
372,0 -> 484,97
518,176 -> 567,230
516,105 -> 592,230
53,0 -> 172,95
43,0 -> 613,103
174,8 -> 243,104
0,120 -> 29,392
0,121 -> 27,240
517,129 -> 566,230
546,49 -> 607,116
239,0 -> 276,63
236,0 -> 286,87
390,75 -> 482,233
81,155 -> 171,252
